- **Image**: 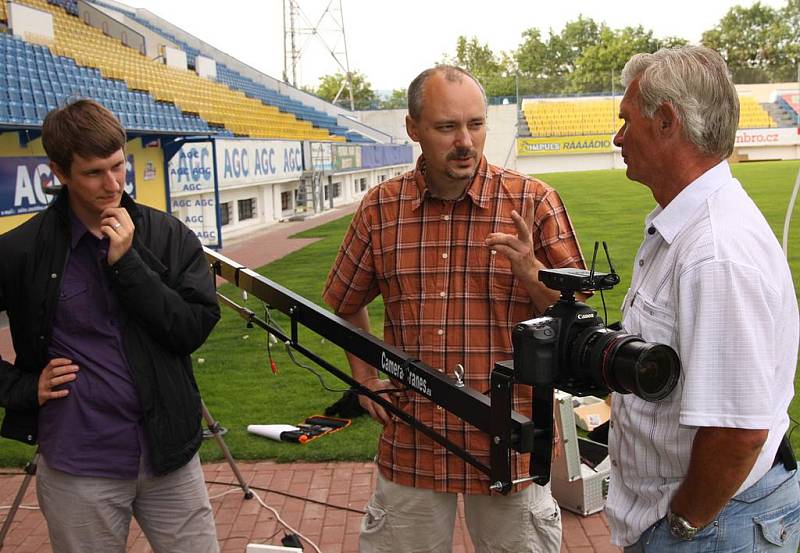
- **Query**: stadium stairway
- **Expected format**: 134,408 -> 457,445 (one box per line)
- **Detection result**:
777,93 -> 799,124
763,101 -> 796,128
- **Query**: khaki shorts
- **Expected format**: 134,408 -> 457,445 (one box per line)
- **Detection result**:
360,471 -> 562,553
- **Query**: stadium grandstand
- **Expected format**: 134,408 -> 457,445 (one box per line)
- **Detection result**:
0,0 -> 798,241
0,0 -> 413,245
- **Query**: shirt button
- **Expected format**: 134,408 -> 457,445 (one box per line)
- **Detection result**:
609,421 -> 614,428
611,459 -> 618,467
647,226 -> 656,235
437,329 -> 444,336
50,273 -> 57,279
442,215 -> 450,221
441,253 -> 448,259
638,259 -> 644,267
439,291 -> 446,298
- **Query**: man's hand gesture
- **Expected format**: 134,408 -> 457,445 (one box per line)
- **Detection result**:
485,195 -> 538,283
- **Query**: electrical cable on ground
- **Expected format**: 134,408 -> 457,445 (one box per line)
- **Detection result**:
204,479 -> 365,515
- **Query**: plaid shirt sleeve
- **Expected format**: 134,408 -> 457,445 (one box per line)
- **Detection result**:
322,198 -> 381,315
532,185 -> 586,271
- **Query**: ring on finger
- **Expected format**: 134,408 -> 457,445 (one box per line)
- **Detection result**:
113,222 -> 121,229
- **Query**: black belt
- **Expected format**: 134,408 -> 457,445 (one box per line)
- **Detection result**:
774,435 -> 796,470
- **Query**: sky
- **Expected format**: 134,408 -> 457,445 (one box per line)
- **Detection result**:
122,0 -> 788,92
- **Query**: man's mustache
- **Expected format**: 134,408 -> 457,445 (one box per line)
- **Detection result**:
447,148 -> 477,160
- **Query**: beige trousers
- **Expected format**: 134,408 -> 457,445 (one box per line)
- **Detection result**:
36,453 -> 219,553
360,471 -> 562,553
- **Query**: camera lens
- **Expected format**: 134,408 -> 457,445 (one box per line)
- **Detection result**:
574,328 -> 680,401
607,339 -> 680,401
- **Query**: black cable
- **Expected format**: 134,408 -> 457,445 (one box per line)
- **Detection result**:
600,288 -> 608,328
284,345 -> 350,393
263,303 -> 350,393
204,479 -> 366,515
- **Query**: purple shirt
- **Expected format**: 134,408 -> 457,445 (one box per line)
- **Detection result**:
38,212 -> 145,479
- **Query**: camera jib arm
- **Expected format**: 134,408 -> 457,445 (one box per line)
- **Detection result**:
205,248 -> 553,494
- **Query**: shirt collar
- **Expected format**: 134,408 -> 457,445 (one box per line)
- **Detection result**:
411,155 -> 493,211
648,160 -> 731,244
68,208 -> 91,250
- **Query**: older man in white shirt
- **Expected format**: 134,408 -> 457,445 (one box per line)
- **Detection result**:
607,45 -> 800,552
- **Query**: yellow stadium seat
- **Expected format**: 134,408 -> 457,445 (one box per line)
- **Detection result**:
16,0 -> 336,141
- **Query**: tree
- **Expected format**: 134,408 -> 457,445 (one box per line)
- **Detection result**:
515,16 -> 603,95
313,71 -> 377,110
441,36 -> 516,98
380,88 -> 408,110
702,2 -> 783,83
514,27 -> 554,94
570,26 -> 686,93
775,0 -> 800,80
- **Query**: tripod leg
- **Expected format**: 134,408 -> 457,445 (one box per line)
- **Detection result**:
200,400 -> 254,500
0,452 -> 39,550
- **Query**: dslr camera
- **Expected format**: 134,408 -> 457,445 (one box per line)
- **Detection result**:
513,265 -> 680,401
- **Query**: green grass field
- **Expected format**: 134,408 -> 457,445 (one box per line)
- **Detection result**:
1,159 -> 799,468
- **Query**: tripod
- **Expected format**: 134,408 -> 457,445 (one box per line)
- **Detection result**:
0,399 -> 253,550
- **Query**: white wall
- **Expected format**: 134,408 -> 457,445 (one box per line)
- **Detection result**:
217,180 -> 296,242
517,152 -> 623,175
9,3 -> 54,44
358,104 -> 519,168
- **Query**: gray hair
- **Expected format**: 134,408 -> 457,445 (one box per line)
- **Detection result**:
620,45 -> 739,159
407,65 -> 487,120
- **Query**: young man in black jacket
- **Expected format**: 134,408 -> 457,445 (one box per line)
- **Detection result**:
0,99 -> 221,552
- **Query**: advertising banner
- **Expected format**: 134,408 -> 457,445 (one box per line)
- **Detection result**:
517,135 -> 613,156
305,142 -> 333,172
361,144 -> 414,168
0,155 -> 135,217
168,142 -> 214,196
215,139 -> 303,187
781,92 -> 799,114
332,145 -> 362,171
167,141 -> 220,247
735,127 -> 800,147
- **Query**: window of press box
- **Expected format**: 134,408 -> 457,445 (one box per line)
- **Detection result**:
220,202 -> 232,226
238,198 -> 256,221
281,190 -> 293,212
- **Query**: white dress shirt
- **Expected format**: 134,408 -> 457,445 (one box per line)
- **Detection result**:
605,161 -> 800,546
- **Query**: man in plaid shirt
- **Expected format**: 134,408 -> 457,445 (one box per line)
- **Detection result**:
323,65 -> 586,552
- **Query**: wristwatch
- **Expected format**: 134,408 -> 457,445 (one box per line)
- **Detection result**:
666,510 -> 700,541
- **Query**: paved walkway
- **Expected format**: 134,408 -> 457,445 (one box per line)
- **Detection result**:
0,207 -> 620,552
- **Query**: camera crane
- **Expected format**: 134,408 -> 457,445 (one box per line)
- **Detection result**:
205,248 -> 554,494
